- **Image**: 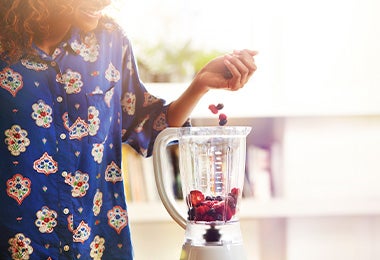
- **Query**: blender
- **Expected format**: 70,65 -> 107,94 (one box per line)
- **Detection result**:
153,126 -> 251,260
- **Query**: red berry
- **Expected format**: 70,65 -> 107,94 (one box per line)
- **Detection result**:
208,105 -> 218,114
225,206 -> 234,220
188,190 -> 205,207
195,205 -> 210,217
202,200 -> 217,208
203,215 -> 216,222
214,201 -> 225,214
218,113 -> 227,120
230,187 -> 240,197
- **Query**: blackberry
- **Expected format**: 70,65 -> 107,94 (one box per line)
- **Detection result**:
216,103 -> 224,110
215,195 -> 223,201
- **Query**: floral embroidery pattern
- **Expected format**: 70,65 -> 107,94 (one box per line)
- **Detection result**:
8,233 -> 33,259
91,143 -> 104,164
5,125 -> 30,156
105,161 -> 122,184
31,100 -> 53,128
0,67 -> 23,97
6,174 -> 31,205
62,171 -> 90,198
73,220 -> 91,243
105,63 -> 120,82
33,152 -> 58,175
153,112 -> 167,131
52,48 -> 62,60
35,206 -> 58,233
62,107 -> 100,140
107,206 -> 128,234
88,106 -> 100,136
67,117 -> 89,140
21,59 -> 48,71
71,33 -> 100,62
93,189 -> 103,216
143,92 -> 159,107
90,235 -> 105,259
56,69 -> 83,94
121,92 -> 136,115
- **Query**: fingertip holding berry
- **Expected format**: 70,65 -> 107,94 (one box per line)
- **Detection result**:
223,67 -> 233,79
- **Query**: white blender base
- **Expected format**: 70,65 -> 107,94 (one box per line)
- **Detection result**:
180,243 -> 246,260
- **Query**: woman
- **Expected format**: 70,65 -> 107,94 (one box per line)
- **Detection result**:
0,0 -> 257,259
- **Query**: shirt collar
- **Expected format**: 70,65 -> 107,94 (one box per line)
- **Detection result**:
32,26 -> 82,62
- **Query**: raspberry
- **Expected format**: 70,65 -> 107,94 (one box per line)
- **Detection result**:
188,190 -> 205,207
202,200 -> 217,208
208,104 -> 218,114
225,206 -> 234,220
213,201 -> 225,214
218,113 -> 227,121
230,188 -> 240,197
195,205 -> 210,218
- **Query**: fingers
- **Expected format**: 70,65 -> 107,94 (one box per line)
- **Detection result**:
223,49 -> 258,89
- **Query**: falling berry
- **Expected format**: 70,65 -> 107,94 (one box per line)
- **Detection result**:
216,103 -> 224,110
208,103 -> 228,125
208,104 -> 219,114
219,119 -> 228,126
218,113 -> 227,121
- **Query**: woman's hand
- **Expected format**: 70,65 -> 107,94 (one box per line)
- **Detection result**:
167,49 -> 258,127
192,49 -> 258,93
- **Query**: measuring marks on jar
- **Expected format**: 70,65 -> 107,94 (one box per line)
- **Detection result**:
211,145 -> 231,194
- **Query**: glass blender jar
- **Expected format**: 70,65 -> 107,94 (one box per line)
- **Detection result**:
153,126 -> 251,260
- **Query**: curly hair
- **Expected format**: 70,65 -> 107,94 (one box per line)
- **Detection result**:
0,0 -> 75,63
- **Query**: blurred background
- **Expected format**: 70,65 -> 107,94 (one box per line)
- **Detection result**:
110,0 -> 380,259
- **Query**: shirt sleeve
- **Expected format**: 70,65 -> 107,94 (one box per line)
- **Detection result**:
119,37 -> 170,157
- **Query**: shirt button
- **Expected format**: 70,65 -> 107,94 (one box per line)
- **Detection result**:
57,96 -> 63,103
63,245 -> 70,251
60,133 -> 66,140
51,61 -> 57,67
63,208 -> 70,215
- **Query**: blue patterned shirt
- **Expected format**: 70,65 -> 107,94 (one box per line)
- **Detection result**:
0,18 -> 169,259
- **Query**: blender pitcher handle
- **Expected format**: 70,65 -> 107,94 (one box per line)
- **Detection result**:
153,127 -> 187,229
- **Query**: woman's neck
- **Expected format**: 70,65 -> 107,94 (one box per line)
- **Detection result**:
34,21 -> 72,55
